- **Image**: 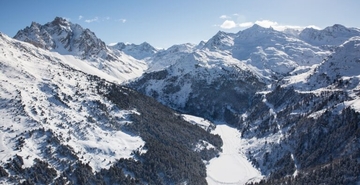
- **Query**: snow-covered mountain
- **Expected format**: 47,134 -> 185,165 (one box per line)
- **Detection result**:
128,24 -> 360,184
129,24 -> 336,126
2,17 -> 360,184
0,32 -> 222,184
144,43 -> 197,72
286,36 -> 360,90
15,17 -> 110,59
130,49 -> 266,125
14,17 -> 147,83
201,31 -> 235,51
109,42 -> 158,60
232,25 -> 330,76
299,24 -> 360,48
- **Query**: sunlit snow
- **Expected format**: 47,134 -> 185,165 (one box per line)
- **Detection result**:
206,124 -> 263,185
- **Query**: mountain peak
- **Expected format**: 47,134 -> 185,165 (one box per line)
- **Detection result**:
139,42 -> 156,50
322,24 -> 349,33
30,21 -> 41,28
14,17 -> 111,59
250,24 -> 263,29
51,17 -> 70,26
203,31 -> 234,51
215,30 -> 227,35
248,24 -> 273,31
140,41 -> 151,46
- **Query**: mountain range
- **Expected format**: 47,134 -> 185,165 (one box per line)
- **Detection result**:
1,17 -> 360,184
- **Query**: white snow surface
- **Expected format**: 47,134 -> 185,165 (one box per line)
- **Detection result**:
181,114 -> 263,184
206,124 -> 263,185
0,33 -> 145,172
181,114 -> 213,131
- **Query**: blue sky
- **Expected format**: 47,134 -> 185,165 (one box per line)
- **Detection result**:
1,0 -> 359,48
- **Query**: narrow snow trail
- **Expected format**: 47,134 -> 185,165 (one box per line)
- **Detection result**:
206,124 -> 263,185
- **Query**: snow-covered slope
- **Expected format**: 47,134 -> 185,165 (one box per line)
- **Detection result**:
14,17 -> 147,83
0,31 -> 144,172
286,36 -> 360,91
0,32 -> 222,184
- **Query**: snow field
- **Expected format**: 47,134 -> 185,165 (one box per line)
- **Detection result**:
206,124 -> 263,185
181,114 -> 263,184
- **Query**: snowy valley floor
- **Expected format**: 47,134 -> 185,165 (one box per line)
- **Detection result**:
206,124 -> 263,185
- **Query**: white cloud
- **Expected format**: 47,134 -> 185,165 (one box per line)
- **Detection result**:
305,25 -> 321,30
104,16 -> 110,21
254,20 -> 279,28
118,19 -> 126,23
220,20 -> 237,29
78,15 -> 83,20
108,42 -> 118,46
85,17 -> 99,23
239,22 -> 254,28
253,20 -> 320,31
219,15 -> 230,19
216,16 -> 320,31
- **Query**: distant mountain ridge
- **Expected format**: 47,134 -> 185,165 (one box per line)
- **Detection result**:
129,24 -> 357,125
299,24 -> 360,47
109,42 -> 158,60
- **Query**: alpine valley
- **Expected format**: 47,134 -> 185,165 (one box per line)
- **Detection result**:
0,17 -> 359,184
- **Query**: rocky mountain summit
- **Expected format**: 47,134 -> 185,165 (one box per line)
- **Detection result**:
14,17 -> 147,83
15,17 -> 110,59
